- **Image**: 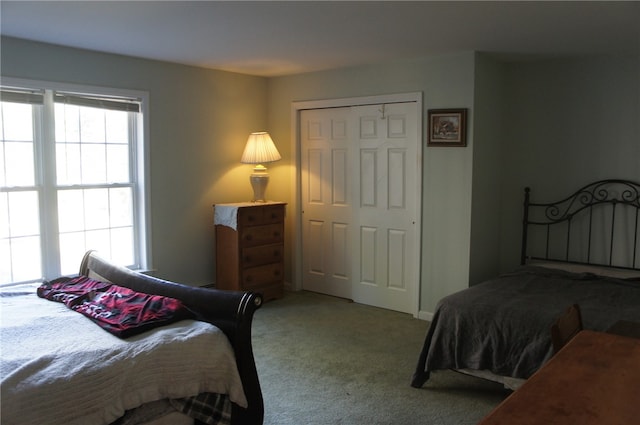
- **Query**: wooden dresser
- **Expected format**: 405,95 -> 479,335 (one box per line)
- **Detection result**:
214,202 -> 285,301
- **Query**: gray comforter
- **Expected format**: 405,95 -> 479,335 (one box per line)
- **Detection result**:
411,266 -> 640,388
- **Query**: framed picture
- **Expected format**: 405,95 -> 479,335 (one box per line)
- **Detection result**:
427,108 -> 467,147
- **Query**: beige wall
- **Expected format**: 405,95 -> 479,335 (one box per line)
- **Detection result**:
1,36 -> 268,286
499,55 -> 640,271
267,53 -> 477,314
469,54 -> 506,285
3,35 -> 638,316
267,52 -> 640,314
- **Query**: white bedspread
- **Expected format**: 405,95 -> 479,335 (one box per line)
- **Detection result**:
0,284 -> 247,425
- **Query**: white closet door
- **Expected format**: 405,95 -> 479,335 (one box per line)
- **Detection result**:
300,102 -> 419,313
300,107 -> 353,299
351,102 -> 418,313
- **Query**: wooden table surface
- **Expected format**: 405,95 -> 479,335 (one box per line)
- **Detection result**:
477,330 -> 640,425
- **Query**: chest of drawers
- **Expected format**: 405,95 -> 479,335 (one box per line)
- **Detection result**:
214,202 -> 285,301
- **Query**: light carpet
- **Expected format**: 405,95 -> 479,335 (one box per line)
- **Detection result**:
252,291 -> 510,425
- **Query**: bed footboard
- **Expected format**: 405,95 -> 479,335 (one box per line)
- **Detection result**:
79,250 -> 264,425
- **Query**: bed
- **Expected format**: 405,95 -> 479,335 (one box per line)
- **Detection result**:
0,250 -> 264,425
411,179 -> 640,389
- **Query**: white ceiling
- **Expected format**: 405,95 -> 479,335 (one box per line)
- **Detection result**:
1,1 -> 639,77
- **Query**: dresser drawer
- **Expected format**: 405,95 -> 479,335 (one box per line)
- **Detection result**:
241,263 -> 283,288
262,204 -> 285,224
240,223 -> 283,247
237,204 -> 285,227
242,243 -> 283,268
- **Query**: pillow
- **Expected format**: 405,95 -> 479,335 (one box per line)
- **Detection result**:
528,260 -> 640,280
38,276 -> 193,338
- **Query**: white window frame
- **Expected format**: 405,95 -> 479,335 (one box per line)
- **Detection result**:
1,77 -> 151,281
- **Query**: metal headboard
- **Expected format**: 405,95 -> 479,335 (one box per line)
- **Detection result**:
521,179 -> 640,270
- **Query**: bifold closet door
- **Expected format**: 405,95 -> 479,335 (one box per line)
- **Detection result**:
300,102 -> 418,314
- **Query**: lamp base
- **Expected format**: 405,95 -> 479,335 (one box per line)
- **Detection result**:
249,168 -> 269,202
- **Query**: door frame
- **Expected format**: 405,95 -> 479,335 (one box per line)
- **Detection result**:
290,92 -> 423,317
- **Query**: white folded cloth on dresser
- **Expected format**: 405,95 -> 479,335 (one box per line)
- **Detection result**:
214,205 -> 240,230
214,201 -> 283,230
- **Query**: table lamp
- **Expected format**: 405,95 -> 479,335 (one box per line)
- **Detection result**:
240,132 -> 282,202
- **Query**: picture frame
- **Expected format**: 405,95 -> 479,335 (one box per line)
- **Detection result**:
427,108 -> 467,147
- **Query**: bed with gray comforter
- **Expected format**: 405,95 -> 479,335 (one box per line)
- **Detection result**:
412,179 -> 640,388
411,265 -> 640,387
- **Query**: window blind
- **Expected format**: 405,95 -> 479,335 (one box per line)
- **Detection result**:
0,88 -> 44,104
54,92 -> 141,112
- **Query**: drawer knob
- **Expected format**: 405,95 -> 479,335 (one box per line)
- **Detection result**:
274,250 -> 280,257
274,270 -> 281,277
245,235 -> 253,241
246,276 -> 253,282
244,256 -> 251,262
273,231 -> 280,237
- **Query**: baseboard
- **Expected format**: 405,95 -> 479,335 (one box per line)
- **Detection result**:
418,310 -> 434,322
205,281 -> 293,291
283,280 -> 293,292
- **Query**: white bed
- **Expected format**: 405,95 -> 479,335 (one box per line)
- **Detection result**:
1,283 -> 246,425
1,251 -> 264,425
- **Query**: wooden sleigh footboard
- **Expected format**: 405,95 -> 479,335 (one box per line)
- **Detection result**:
79,250 -> 264,425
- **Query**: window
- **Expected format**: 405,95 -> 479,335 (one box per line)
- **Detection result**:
1,80 -> 149,285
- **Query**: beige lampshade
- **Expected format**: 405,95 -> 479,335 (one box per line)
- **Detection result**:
240,132 -> 281,202
240,132 -> 282,164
